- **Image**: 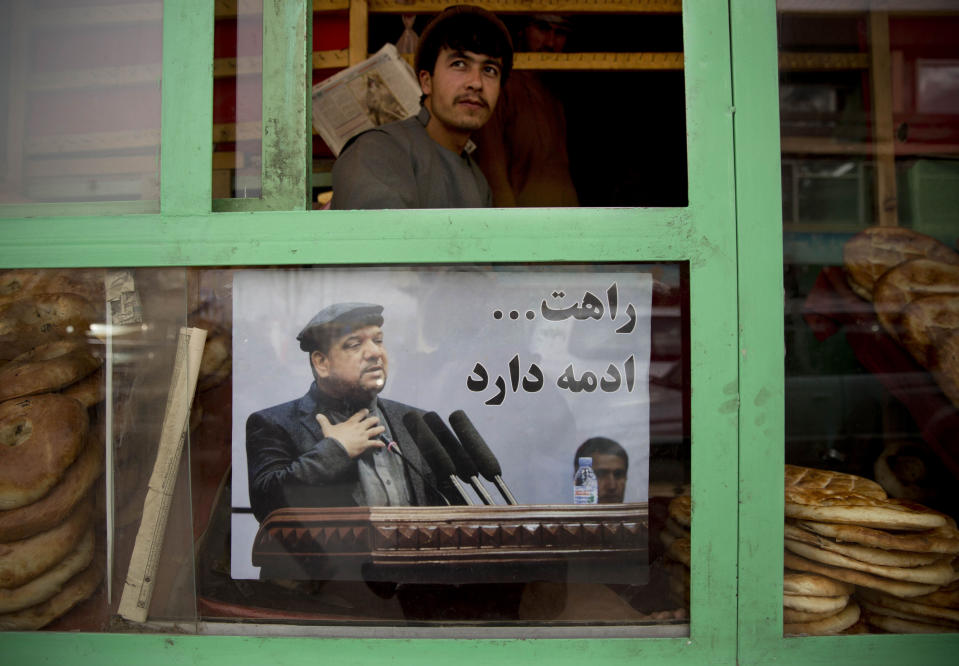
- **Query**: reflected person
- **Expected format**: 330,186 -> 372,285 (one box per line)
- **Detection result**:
574,437 -> 628,504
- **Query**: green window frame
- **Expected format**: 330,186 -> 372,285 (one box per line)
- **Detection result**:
3,1 -> 955,663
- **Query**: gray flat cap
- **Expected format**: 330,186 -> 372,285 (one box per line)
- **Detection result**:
297,302 -> 384,351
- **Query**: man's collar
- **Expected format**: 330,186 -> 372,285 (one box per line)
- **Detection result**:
416,106 -> 476,155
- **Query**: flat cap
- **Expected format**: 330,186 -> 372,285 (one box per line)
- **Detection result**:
297,302 -> 384,351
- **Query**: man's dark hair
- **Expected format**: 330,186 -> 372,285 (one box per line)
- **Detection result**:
414,5 -> 514,83
574,437 -> 628,469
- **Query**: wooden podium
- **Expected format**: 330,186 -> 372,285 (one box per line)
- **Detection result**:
252,504 -> 649,585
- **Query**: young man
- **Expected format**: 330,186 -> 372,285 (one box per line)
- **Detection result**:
245,303 -> 438,522
331,6 -> 513,209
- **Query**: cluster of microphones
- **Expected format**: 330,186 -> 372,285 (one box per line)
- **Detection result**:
392,410 -> 518,506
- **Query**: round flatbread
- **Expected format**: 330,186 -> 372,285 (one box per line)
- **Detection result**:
0,552 -> 103,630
0,394 -> 89,510
783,592 -> 848,614
785,465 -> 886,499
873,258 -> 959,340
0,293 -> 97,361
0,430 -> 102,542
911,578 -> 959,609
666,535 -> 690,567
842,227 -> 959,303
784,600 -> 860,636
873,439 -> 942,504
0,339 -> 102,402
862,607 -> 956,634
61,367 -> 105,409
933,330 -> 959,409
785,522 -> 941,567
784,488 -> 946,531
667,494 -> 691,528
840,617 -> 871,634
783,606 -> 843,623
784,540 -> 956,586
0,496 -> 92,589
659,529 -> 678,549
0,269 -> 104,310
899,294 -> 959,369
795,517 -> 959,555
858,587 -> 959,624
783,551 -> 940,598
0,528 -> 94,613
197,332 -> 231,392
783,570 -> 854,597
664,517 -> 690,540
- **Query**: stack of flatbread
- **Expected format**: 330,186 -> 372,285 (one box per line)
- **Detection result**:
663,494 -> 691,609
843,227 -> 959,408
784,465 -> 959,634
0,269 -> 106,630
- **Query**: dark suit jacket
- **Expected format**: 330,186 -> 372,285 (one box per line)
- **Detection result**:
245,384 -> 436,522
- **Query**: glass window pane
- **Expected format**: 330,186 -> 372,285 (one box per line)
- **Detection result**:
0,0 -> 162,207
0,263 -> 690,634
779,4 -> 959,637
312,7 -> 687,209
213,0 -> 262,199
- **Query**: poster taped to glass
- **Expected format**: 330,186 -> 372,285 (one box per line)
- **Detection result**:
231,265 -> 653,580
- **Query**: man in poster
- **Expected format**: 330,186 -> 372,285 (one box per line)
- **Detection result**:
245,302 -> 437,523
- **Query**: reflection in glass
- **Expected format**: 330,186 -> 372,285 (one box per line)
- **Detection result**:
0,0 -> 162,206
0,263 -> 690,633
780,5 -> 959,637
213,0 -> 262,199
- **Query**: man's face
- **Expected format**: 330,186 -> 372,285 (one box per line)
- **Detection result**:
420,48 -> 502,137
524,20 -> 569,53
311,325 -> 388,402
592,453 -> 628,504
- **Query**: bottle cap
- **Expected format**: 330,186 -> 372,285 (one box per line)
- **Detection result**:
577,457 -> 592,467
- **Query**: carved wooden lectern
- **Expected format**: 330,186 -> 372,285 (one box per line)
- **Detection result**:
252,504 -> 649,584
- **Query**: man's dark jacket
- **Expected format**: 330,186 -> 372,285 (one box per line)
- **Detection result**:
246,383 -> 435,522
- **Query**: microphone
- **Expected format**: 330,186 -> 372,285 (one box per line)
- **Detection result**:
423,411 -> 496,505
379,435 -> 450,506
448,410 -> 518,505
402,412 -> 474,505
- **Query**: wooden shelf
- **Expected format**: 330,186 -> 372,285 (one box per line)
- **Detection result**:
781,136 -> 959,157
779,52 -> 869,71
516,51 -> 683,70
367,0 -> 681,13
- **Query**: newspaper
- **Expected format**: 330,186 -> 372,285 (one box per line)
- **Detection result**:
311,44 -> 422,156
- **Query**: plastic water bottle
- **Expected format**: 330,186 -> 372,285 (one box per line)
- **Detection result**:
573,457 -> 598,505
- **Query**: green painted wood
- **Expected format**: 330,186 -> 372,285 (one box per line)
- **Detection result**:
729,0 -> 787,663
0,208 -> 696,267
259,0 -> 312,210
160,0 -> 213,214
0,200 -> 159,219
0,633 -> 699,666
733,2 -> 959,663
676,0 -> 741,659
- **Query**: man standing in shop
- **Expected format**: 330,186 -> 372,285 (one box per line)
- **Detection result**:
332,5 -> 513,209
245,302 -> 438,522
475,14 -> 579,207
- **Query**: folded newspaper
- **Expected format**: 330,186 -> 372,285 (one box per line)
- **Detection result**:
312,44 -> 422,156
